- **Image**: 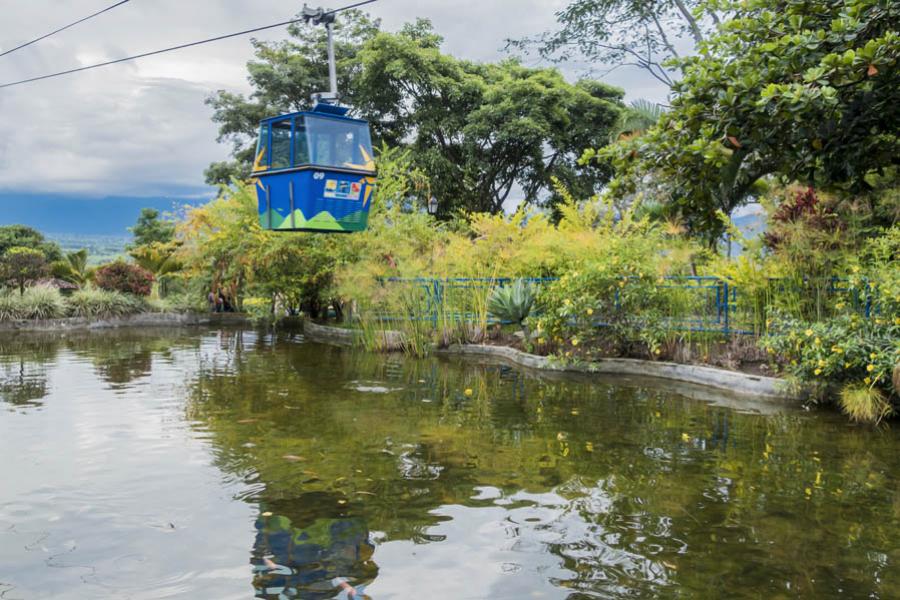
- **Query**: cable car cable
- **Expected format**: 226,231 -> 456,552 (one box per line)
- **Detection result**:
0,0 -> 378,90
0,0 -> 133,59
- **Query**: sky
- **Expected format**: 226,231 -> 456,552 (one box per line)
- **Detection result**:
0,0 -> 670,206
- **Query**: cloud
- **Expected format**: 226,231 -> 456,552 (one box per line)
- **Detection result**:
0,0 -> 669,198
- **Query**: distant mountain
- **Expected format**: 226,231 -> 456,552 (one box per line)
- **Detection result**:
0,193 -> 210,235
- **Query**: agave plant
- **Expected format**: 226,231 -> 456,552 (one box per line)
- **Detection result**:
488,279 -> 535,337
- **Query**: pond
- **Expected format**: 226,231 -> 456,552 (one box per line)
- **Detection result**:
1,328 -> 898,599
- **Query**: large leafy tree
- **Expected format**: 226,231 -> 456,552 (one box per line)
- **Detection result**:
355,22 -> 624,215
598,0 -> 900,246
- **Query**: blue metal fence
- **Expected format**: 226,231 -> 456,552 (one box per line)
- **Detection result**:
372,276 -> 874,337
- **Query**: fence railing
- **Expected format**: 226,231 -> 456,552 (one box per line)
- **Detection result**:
369,276 -> 873,337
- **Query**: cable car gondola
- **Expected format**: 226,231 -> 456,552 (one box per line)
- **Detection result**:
251,5 -> 376,233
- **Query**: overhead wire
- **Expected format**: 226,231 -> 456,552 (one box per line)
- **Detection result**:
0,0 -> 378,90
0,0 -> 133,59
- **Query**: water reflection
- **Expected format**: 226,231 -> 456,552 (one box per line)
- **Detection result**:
252,492 -> 377,599
0,336 -> 57,410
0,328 -> 898,599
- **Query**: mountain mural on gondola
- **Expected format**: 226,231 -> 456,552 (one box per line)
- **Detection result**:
261,208 -> 368,232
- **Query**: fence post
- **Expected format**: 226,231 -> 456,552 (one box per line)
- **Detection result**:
723,280 -> 730,336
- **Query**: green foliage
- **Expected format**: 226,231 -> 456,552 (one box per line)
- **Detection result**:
838,384 -> 894,425
129,208 -> 176,248
488,280 -> 536,332
0,286 -> 66,321
761,312 -> 899,404
597,0 -> 900,245
0,247 -> 49,295
129,241 -> 183,298
67,288 -> 147,319
0,225 -> 62,261
356,24 -> 624,214
51,249 -> 91,287
94,261 -> 155,297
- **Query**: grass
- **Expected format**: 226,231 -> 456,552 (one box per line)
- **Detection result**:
839,384 -> 894,425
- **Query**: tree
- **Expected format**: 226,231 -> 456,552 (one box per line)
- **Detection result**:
0,247 -> 48,295
355,22 -> 624,215
511,0 -> 722,87
0,225 -> 62,262
129,208 -> 176,248
205,10 -> 382,184
598,0 -> 900,246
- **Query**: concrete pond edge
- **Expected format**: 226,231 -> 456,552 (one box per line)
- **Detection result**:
301,321 -> 802,403
0,312 -> 253,333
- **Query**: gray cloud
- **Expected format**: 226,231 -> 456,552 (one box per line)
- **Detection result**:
0,0 -> 668,198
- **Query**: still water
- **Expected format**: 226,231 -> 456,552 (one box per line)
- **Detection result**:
0,328 -> 898,599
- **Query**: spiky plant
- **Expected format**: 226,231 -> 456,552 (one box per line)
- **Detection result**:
839,384 -> 894,425
488,279 -> 535,337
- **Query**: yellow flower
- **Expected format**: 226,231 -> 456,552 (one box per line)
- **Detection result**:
805,329 -> 814,337
835,302 -> 845,310
817,359 -> 825,368
894,317 -> 900,326
844,362 -> 851,369
814,337 -> 821,346
571,338 -> 579,347
852,265 -> 860,274
869,352 -> 877,360
866,364 -> 875,372
464,388 -> 474,397
814,369 -> 822,376
864,377 -> 872,385
831,346 -> 843,354
618,281 -> 626,288
586,308 -> 594,316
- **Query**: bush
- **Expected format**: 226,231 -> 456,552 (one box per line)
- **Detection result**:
761,311 -> 900,405
94,261 -> 154,296
67,288 -> 147,318
8,286 -> 66,320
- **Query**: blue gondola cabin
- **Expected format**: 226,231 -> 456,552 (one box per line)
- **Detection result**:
251,104 -> 376,233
